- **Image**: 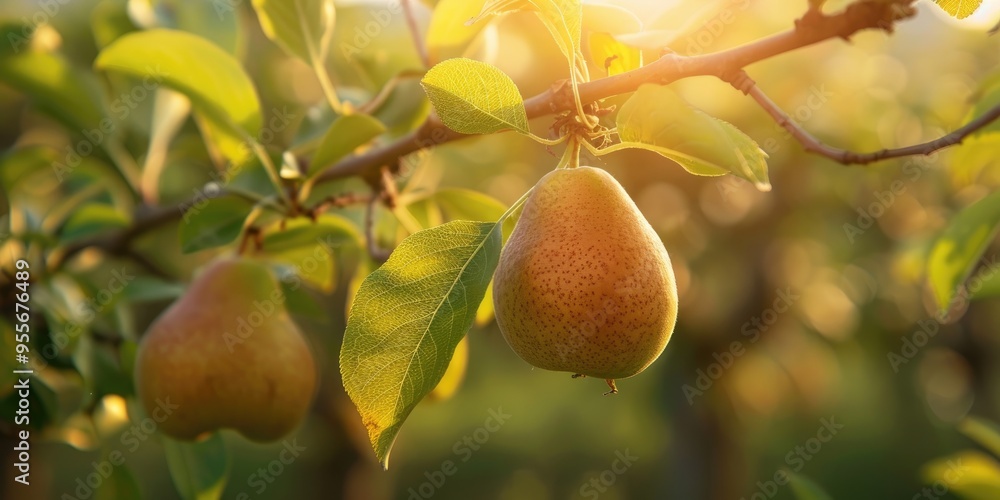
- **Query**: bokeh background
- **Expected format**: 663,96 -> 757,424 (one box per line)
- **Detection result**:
2,0 -> 1000,499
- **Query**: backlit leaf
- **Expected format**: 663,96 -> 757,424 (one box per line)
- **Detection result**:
927,191 -> 1000,313
421,58 -> 528,134
309,114 -> 386,176
340,219 -> 504,468
96,30 -> 262,165
933,0 -> 984,19
617,84 -> 770,190
252,0 -> 335,62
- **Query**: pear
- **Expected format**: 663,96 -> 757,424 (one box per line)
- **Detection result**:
135,257 -> 317,442
493,167 -> 678,389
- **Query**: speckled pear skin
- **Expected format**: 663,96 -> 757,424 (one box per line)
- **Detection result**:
135,258 -> 317,442
493,167 -> 678,380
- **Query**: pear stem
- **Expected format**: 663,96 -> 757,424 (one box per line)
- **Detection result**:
604,379 -> 618,395
557,136 -> 582,169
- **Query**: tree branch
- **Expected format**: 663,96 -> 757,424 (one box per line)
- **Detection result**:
46,1 -> 936,267
314,1 -> 917,184
729,70 -> 1000,165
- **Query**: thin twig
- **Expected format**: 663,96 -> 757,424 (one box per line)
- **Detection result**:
402,0 -> 429,68
728,70 -> 1000,165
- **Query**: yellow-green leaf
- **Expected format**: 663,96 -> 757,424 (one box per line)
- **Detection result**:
95,29 -> 262,165
309,114 -> 386,175
0,50 -> 105,133
129,0 -> 243,54
617,85 -> 770,190
60,204 -> 130,243
960,417 -> 1000,458
588,31 -> 641,76
471,0 -> 581,70
252,0 -> 335,63
927,191 -> 1000,312
922,451 -> 1000,499
934,0 -> 984,19
179,195 -> 255,253
261,215 -> 361,292
426,0 -> 488,63
530,0 -> 583,68
340,219 -> 505,469
421,58 -> 528,134
426,335 -> 469,401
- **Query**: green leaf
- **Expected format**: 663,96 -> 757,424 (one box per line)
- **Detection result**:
948,75 -> 1000,183
162,433 -> 229,500
927,191 -> 1000,312
76,336 -> 134,400
787,471 -> 833,500
261,215 -> 360,291
309,114 -> 386,175
431,187 -> 513,239
433,188 -> 507,221
426,0 -> 489,63
94,461 -> 142,500
473,0 -> 582,67
933,0 -> 984,19
923,451 -> 1000,499
128,0 -> 244,54
179,195 -> 255,253
252,0 -> 335,63
0,50 -> 105,133
0,22 -> 35,55
971,268 -> 1000,300
617,84 -> 771,190
91,0 -> 137,49
0,146 -> 58,192
529,0 -> 583,67
421,58 -> 529,135
262,214 -> 360,252
280,278 -> 327,321
961,417 -> 1000,458
60,204 -> 130,243
340,219 -> 504,468
95,29 -> 262,164
951,135 -> 1000,184
119,276 -> 186,303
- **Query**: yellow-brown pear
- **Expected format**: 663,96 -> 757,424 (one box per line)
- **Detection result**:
493,167 -> 677,385
135,257 -> 316,442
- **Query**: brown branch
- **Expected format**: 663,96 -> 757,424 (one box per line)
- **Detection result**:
314,1 -> 917,185
729,70 -> 1000,165
46,1 -> 926,265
